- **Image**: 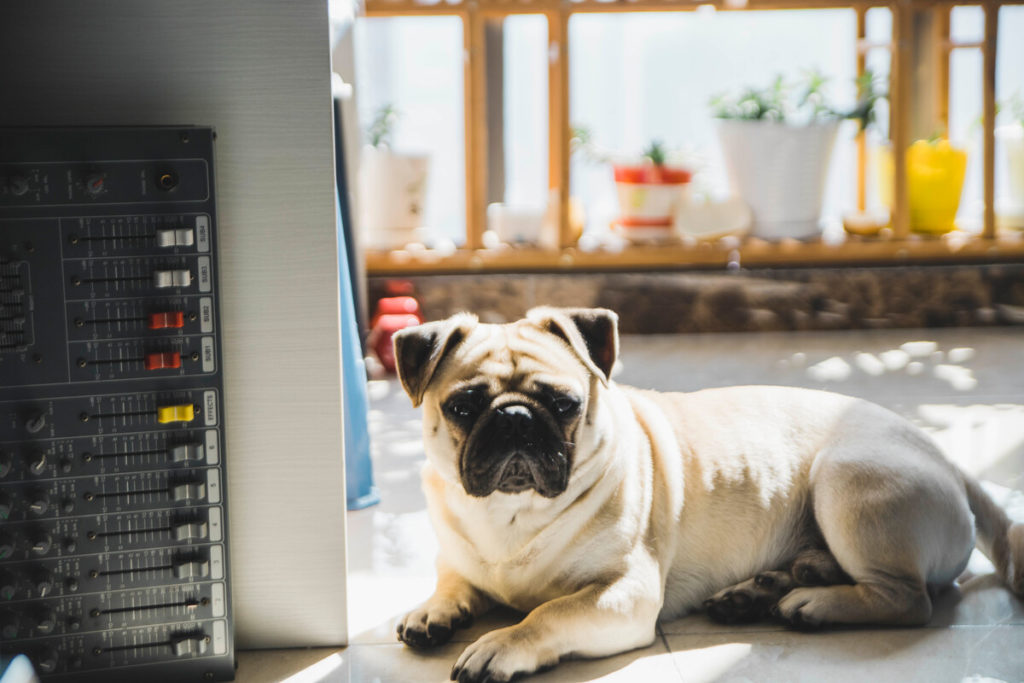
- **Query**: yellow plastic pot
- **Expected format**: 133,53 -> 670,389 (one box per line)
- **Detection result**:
878,139 -> 968,234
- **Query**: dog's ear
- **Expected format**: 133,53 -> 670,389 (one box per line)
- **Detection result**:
392,313 -> 478,407
527,307 -> 619,385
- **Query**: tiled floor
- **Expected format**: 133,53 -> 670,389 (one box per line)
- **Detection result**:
237,327 -> 1024,682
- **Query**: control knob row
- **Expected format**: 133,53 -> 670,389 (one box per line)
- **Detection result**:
0,491 -> 74,519
0,567 -> 55,600
0,531 -> 53,558
0,607 -> 57,639
0,449 -> 74,478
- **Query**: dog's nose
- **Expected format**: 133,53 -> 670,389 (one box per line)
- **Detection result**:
496,404 -> 534,439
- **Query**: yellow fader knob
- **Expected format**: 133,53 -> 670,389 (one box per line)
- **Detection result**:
157,404 -> 195,424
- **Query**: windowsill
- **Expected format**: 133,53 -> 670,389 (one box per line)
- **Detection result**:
364,232 -> 1024,275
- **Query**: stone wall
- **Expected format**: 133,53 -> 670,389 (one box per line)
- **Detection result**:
368,264 -> 1024,334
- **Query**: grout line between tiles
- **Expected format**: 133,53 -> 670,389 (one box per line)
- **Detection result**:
657,623 -> 688,683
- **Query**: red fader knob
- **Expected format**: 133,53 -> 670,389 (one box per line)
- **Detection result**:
149,311 -> 185,330
145,352 -> 182,371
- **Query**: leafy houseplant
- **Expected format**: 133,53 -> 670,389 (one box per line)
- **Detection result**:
610,140 -> 693,242
712,71 -> 877,240
359,105 -> 430,249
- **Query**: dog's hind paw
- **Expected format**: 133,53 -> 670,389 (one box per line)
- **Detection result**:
791,549 -> 850,587
704,571 -> 794,624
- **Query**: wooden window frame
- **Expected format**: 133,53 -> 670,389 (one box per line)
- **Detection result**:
361,0 -> 1024,274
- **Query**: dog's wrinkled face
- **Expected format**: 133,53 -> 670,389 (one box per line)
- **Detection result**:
438,334 -> 585,497
393,307 -> 619,499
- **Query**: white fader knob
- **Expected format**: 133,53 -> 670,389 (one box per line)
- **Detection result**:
153,269 -> 191,288
157,228 -> 195,248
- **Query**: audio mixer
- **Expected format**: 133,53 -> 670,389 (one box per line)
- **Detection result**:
0,128 -> 234,681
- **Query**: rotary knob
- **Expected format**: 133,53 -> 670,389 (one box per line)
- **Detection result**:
0,491 -> 12,521
33,607 -> 56,635
27,451 -> 47,476
0,570 -> 18,601
0,532 -> 15,560
24,412 -> 46,434
31,567 -> 54,598
6,174 -> 29,197
0,612 -> 20,640
35,647 -> 59,674
84,173 -> 105,196
26,490 -> 49,517
29,531 -> 52,556
0,451 -> 11,479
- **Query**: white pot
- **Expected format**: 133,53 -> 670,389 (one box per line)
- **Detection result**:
487,203 -> 546,245
716,119 -> 839,240
614,182 -> 691,226
359,146 -> 429,248
997,124 -> 1024,230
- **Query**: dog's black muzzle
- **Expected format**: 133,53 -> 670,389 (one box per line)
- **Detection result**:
460,401 -> 570,498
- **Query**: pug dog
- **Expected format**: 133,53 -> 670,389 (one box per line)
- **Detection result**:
392,307 -> 1024,682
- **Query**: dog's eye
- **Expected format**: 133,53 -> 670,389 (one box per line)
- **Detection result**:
552,396 -> 580,417
443,394 -> 483,421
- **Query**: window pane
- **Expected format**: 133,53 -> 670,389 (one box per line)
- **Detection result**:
354,16 -> 466,246
950,5 -> 984,44
569,9 -> 857,239
997,5 -> 1024,230
865,6 -> 891,43
949,47 -> 983,231
503,15 -> 549,211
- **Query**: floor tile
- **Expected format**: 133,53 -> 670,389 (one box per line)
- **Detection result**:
663,626 -> 1024,683
235,648 -> 345,682
346,638 -> 682,683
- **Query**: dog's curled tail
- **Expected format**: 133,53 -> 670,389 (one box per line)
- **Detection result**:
963,475 -> 1024,597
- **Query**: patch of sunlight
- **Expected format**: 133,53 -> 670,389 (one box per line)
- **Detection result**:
807,356 -> 851,382
901,340 -> 938,357
281,652 -> 346,683
670,643 -> 754,682
933,364 -> 978,391
919,404 -> 1024,477
854,352 -> 886,377
368,380 -> 392,401
948,347 -> 976,364
879,349 -> 910,371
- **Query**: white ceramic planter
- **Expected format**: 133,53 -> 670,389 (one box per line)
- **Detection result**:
716,119 -> 840,240
997,124 -> 1024,230
359,146 -> 429,249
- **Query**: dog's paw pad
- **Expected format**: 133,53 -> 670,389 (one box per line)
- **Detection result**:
787,607 -> 824,631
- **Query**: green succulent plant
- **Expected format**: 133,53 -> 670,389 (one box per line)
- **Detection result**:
711,69 -> 886,131
366,104 -> 399,148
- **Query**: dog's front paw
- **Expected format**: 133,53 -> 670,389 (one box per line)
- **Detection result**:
397,600 -> 474,649
450,627 -> 558,683
771,587 -> 828,631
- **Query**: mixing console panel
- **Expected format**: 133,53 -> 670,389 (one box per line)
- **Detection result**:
0,128 -> 234,681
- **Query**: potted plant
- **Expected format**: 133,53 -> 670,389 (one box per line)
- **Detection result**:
358,104 -> 430,249
610,140 -> 693,243
996,93 -> 1024,231
712,71 -> 873,241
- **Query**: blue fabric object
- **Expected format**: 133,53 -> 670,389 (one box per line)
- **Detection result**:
338,198 -> 379,510
0,655 -> 38,683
